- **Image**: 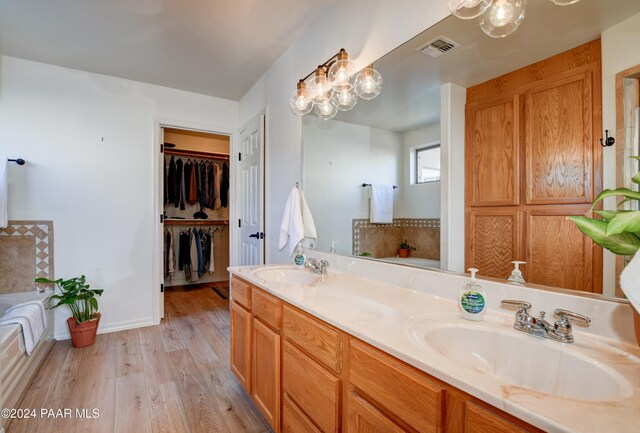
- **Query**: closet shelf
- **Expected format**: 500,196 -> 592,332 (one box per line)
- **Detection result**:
164,219 -> 228,226
164,148 -> 229,161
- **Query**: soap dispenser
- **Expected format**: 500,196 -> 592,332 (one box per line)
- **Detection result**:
294,244 -> 306,269
459,268 -> 487,321
507,261 -> 526,285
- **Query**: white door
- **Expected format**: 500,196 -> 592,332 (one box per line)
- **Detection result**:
238,113 -> 265,265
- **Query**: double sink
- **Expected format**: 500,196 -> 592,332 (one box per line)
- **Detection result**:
251,265 -> 638,404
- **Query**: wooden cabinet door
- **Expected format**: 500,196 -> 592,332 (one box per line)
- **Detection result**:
466,96 -> 520,207
252,318 -> 280,431
466,210 -> 522,280
465,402 -> 528,433
525,208 -> 598,292
282,394 -> 322,433
346,392 -> 408,433
230,301 -> 251,392
524,70 -> 594,205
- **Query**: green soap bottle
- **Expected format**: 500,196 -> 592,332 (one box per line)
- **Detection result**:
459,268 -> 487,321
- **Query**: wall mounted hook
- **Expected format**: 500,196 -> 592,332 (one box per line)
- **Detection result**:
600,130 -> 615,147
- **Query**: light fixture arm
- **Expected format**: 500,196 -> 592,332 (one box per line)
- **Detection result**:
298,48 -> 347,83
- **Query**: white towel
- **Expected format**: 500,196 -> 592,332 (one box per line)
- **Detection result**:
620,252 -> 640,312
278,187 -> 317,256
0,156 -> 8,228
369,184 -> 393,224
0,301 -> 47,355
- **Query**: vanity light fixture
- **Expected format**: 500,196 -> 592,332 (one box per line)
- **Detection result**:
448,0 -> 581,39
289,48 -> 383,120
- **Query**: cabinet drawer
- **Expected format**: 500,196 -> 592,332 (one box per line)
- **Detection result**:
231,277 -> 252,309
347,391 -> 407,433
282,393 -> 322,433
253,288 -> 283,331
465,402 -> 528,433
283,341 -> 341,433
349,339 -> 444,433
283,305 -> 343,373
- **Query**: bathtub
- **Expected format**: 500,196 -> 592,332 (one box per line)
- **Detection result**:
381,256 -> 441,269
0,291 -> 55,433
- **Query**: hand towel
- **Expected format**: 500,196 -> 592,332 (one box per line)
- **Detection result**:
0,301 -> 47,355
621,252 -> 640,312
0,156 -> 8,228
370,184 -> 393,224
299,189 -> 317,249
279,186 -> 305,256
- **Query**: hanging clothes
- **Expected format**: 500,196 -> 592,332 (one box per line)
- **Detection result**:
168,229 -> 175,282
164,229 -> 170,278
206,162 -> 215,209
208,228 -> 215,273
213,163 -> 222,209
164,158 -> 168,205
179,230 -> 192,281
167,156 -> 176,204
198,161 -> 207,208
174,158 -> 184,208
202,162 -> 210,207
189,160 -> 198,205
189,229 -> 200,282
221,162 -> 229,208
200,228 -> 211,274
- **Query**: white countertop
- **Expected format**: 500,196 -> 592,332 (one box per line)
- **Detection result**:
229,263 -> 640,433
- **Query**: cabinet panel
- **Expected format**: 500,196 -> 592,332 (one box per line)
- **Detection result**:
283,341 -> 341,433
230,301 -> 251,392
231,277 -> 252,309
282,393 -> 322,433
467,96 -> 519,207
253,287 -> 283,331
347,391 -> 407,433
283,305 -> 343,373
525,71 -> 593,204
349,340 -> 444,433
525,208 -> 597,292
466,210 -> 521,280
465,402 -> 528,433
252,318 -> 280,431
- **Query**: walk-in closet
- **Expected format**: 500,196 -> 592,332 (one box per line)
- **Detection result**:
162,128 -> 231,299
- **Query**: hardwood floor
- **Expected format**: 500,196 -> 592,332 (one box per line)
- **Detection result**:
7,284 -> 271,433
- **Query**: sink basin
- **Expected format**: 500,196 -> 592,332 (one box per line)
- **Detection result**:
409,321 -> 633,402
252,266 -> 320,285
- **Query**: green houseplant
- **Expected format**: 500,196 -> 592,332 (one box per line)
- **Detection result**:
398,239 -> 417,258
568,157 -> 640,345
35,275 -> 104,348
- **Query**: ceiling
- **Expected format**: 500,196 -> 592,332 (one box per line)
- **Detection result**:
0,0 -> 338,100
334,0 -> 640,133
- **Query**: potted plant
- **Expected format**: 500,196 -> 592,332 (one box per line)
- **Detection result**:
35,275 -> 103,348
398,240 -> 417,258
568,158 -> 640,345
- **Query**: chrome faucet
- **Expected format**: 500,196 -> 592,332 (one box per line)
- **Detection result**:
305,258 -> 329,275
501,300 -> 591,343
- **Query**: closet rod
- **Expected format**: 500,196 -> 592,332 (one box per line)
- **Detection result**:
164,148 -> 229,161
164,219 -> 228,226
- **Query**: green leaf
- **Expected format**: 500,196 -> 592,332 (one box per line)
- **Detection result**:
592,188 -> 640,209
567,216 -> 640,255
89,298 -> 98,311
594,210 -> 633,221
606,211 -> 640,236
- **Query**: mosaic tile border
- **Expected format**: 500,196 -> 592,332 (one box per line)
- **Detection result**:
0,220 -> 54,291
352,218 -> 440,255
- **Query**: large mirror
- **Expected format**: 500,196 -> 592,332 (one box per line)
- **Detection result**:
302,0 -> 640,300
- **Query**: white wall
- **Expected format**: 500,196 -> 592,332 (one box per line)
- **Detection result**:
302,117 -> 401,254
239,0 -> 450,264
601,11 -> 640,295
0,56 -> 238,339
398,123 -> 441,218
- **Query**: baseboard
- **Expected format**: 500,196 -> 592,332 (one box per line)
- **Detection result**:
54,317 -> 156,340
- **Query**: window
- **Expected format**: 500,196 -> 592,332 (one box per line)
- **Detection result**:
416,144 -> 441,183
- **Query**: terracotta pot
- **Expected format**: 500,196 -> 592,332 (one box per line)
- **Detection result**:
398,248 -> 410,258
67,313 -> 101,348
633,306 -> 640,347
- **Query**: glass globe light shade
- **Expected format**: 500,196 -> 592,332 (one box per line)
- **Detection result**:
314,97 -> 338,120
448,0 -> 493,19
331,86 -> 358,111
308,66 -> 332,102
479,0 -> 526,38
550,0 -> 580,5
355,65 -> 383,100
328,49 -> 357,89
289,81 -> 313,116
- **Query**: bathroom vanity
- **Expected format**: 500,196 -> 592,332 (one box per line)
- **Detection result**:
229,255 -> 640,433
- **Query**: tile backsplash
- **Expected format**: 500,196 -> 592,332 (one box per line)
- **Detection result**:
352,218 -> 440,259
0,220 -> 54,293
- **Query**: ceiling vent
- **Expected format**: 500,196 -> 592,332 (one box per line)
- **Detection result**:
417,36 -> 460,58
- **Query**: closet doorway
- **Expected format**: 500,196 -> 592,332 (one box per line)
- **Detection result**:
161,127 -> 232,315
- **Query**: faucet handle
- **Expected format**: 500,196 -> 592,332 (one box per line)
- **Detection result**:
307,258 -> 317,265
500,299 -> 532,312
554,309 -> 591,326
320,260 -> 329,267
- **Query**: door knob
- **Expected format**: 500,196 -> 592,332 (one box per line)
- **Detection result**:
249,232 -> 264,239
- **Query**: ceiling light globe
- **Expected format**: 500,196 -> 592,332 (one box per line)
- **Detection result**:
355,65 -> 383,100
328,59 -> 357,89
308,67 -> 332,102
289,89 -> 313,115
448,0 -> 493,19
479,0 -> 526,38
314,98 -> 338,120
331,87 -> 358,111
